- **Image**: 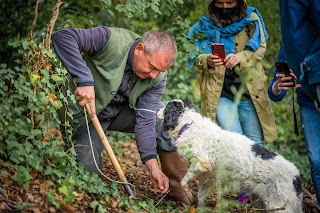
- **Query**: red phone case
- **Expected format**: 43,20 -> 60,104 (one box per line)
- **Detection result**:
211,43 -> 226,59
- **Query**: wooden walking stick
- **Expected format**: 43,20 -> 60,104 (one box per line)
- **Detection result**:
85,104 -> 135,197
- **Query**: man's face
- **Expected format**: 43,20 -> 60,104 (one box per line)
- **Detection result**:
133,43 -> 174,79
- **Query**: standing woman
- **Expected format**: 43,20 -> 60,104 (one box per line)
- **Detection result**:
188,0 -> 277,145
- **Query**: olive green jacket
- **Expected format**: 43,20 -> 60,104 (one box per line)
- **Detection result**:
194,13 -> 278,143
59,27 -> 166,140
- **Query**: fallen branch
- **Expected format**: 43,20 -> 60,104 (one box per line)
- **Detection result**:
0,198 -> 17,211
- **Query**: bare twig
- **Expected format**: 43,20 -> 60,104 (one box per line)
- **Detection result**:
44,0 -> 62,50
302,188 -> 320,210
29,0 -> 39,54
304,187 -> 316,201
0,198 -> 17,211
155,190 -> 171,207
251,206 -> 285,212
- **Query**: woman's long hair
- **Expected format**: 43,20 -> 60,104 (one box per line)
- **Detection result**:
208,0 -> 247,27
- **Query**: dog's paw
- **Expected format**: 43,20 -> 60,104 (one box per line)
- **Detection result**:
181,181 -> 189,192
181,183 -> 194,204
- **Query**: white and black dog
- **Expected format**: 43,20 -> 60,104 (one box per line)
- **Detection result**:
157,100 -> 303,212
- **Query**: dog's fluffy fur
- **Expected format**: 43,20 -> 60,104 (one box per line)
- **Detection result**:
157,100 -> 303,212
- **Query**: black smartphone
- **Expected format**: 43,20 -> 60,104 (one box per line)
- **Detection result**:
275,61 -> 296,87
275,61 -> 291,76
211,43 -> 226,59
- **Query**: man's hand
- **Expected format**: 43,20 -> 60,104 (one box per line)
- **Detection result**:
145,159 -> 169,194
75,85 -> 96,116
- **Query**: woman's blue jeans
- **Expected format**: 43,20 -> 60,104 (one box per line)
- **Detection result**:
216,96 -> 264,146
300,105 -> 320,205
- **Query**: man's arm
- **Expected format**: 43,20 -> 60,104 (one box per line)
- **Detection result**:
134,75 -> 170,194
145,159 -> 169,194
52,27 -> 110,84
51,27 -> 111,115
134,76 -> 167,163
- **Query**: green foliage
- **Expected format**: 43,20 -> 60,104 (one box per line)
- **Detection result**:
0,4 -> 121,210
106,131 -> 135,155
213,163 -> 241,212
0,187 -> 5,195
90,200 -> 108,213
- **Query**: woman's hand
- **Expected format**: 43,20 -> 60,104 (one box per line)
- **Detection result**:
224,53 -> 241,69
208,54 -> 224,67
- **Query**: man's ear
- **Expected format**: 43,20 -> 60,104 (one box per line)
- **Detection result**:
135,43 -> 144,55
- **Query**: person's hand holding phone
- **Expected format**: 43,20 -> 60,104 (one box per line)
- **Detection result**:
274,61 -> 298,92
209,43 -> 240,69
274,70 -> 300,92
209,43 -> 225,67
208,54 -> 224,67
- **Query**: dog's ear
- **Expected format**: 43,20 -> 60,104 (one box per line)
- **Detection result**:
163,101 -> 185,131
182,100 -> 194,110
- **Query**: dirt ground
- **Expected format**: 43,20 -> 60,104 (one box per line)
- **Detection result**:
1,140 -> 320,212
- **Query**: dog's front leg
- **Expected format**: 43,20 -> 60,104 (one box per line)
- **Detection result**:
181,161 -> 212,204
181,163 -> 197,203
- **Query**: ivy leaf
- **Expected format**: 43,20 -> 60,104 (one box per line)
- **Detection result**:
185,151 -> 192,157
58,185 -> 68,196
190,157 -> 198,164
139,201 -> 147,209
179,145 -> 187,150
30,74 -> 40,86
51,75 -> 63,82
90,200 -> 99,209
47,190 -> 59,208
22,39 -> 30,50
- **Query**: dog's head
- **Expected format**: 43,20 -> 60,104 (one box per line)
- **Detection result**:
157,100 -> 194,133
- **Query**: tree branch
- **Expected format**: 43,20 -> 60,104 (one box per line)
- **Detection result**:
44,0 -> 63,50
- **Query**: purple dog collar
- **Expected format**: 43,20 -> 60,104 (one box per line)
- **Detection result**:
178,122 -> 193,138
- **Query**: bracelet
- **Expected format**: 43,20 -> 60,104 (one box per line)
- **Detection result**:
272,82 -> 281,96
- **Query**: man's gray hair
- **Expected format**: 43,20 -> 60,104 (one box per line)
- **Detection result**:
138,30 -> 177,63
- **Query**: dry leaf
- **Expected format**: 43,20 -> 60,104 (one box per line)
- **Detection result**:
45,62 -> 52,71
188,205 -> 197,213
32,208 -> 41,213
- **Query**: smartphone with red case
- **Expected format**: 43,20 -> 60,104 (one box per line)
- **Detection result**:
210,43 -> 226,60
